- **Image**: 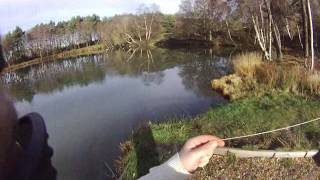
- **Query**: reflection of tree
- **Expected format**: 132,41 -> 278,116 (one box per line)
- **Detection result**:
8,82 -> 35,102
179,56 -> 232,97
2,55 -> 106,102
141,72 -> 165,86
105,48 -> 199,75
1,48 -> 233,102
112,48 -> 233,89
126,48 -> 165,86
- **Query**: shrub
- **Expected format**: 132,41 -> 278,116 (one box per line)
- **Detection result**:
278,65 -> 302,93
211,74 -> 244,100
214,52 -> 320,98
255,63 -> 306,94
303,71 -> 320,95
233,52 -> 262,78
255,63 -> 279,89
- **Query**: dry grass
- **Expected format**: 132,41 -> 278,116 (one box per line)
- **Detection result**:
255,63 -> 278,89
213,52 -> 320,99
193,156 -> 320,180
211,74 -> 244,100
211,52 -> 263,100
255,63 -> 320,96
304,72 -> 320,95
255,64 -> 303,93
233,52 -> 263,78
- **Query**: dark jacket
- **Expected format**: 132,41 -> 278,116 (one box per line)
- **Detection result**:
13,113 -> 56,180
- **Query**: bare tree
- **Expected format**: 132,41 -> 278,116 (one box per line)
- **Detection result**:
301,0 -> 309,59
137,4 -> 161,43
307,0 -> 315,70
252,2 -> 272,60
296,24 -> 304,49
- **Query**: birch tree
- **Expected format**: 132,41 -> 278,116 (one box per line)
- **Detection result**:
301,0 -> 315,70
301,0 -> 309,58
252,1 -> 273,60
307,0 -> 315,70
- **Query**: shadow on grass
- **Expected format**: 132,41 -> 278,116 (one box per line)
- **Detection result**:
133,123 -> 160,177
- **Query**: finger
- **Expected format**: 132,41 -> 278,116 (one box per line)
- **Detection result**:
192,141 -> 218,157
216,139 -> 225,147
185,135 -> 223,149
199,156 -> 211,168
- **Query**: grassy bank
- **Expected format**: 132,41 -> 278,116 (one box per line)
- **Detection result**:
118,93 -> 320,179
1,44 -> 105,73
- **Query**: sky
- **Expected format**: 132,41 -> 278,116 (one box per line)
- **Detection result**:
0,0 -> 181,34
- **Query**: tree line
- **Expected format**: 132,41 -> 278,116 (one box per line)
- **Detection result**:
176,0 -> 319,68
1,0 -> 319,70
1,4 -> 166,67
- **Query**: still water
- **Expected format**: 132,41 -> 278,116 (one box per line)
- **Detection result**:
1,48 -> 232,180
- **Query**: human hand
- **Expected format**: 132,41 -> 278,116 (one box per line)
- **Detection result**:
179,135 -> 225,173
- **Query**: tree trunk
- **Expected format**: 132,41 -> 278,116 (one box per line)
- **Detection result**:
301,0 -> 309,58
147,14 -> 154,42
252,16 -> 270,60
134,20 -> 143,43
307,0 -> 314,70
40,49 -> 43,61
296,24 -> 304,49
144,16 -> 148,41
273,22 -> 283,60
285,18 -> 293,40
138,30 -> 142,42
266,0 -> 273,60
226,20 -> 236,46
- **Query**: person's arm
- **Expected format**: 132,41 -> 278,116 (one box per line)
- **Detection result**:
138,153 -> 190,180
138,135 -> 225,180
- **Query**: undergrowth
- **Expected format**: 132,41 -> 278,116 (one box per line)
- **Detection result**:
213,52 -> 320,100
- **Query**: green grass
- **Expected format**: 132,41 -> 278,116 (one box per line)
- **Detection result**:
118,93 -> 320,179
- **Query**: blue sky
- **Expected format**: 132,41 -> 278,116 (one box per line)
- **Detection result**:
0,0 -> 181,34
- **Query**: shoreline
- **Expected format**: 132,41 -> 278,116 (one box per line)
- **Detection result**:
1,44 -> 105,74
0,37 -> 245,74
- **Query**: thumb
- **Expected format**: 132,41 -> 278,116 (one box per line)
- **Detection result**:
192,141 -> 218,158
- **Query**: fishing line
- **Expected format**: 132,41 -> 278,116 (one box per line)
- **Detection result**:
222,117 -> 320,141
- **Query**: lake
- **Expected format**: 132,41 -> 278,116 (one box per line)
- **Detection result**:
1,48 -> 232,180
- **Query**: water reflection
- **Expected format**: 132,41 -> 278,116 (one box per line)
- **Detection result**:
1,56 -> 106,102
180,56 -> 231,97
1,48 -> 232,180
2,48 -> 232,102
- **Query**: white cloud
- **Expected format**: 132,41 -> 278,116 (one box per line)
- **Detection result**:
0,0 -> 34,5
0,0 -> 180,33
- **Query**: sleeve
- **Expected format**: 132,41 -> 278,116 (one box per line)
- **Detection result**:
138,153 -> 191,180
